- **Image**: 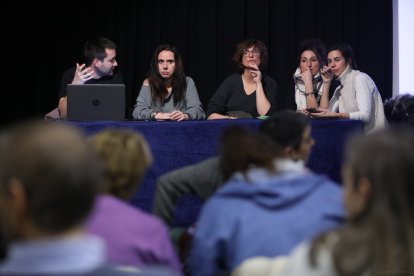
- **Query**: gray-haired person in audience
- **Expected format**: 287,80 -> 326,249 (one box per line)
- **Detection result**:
0,121 -> 177,276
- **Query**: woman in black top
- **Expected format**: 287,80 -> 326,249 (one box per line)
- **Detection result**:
206,39 -> 278,119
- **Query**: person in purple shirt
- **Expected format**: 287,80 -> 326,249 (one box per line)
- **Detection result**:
0,121 -> 176,275
86,129 -> 181,273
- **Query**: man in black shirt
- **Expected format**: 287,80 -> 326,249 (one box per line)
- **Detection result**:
57,36 -> 124,119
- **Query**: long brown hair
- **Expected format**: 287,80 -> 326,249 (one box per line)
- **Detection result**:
219,125 -> 281,181
310,127 -> 414,275
147,44 -> 187,105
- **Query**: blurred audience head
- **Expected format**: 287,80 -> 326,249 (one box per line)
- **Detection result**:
0,121 -> 102,241
384,93 -> 414,127
89,128 -> 152,200
260,110 -> 314,162
327,127 -> 414,275
219,126 -> 280,181
343,127 -> 414,220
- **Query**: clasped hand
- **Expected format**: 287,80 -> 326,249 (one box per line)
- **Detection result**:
155,111 -> 188,121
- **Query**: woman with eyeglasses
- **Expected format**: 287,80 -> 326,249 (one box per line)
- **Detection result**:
292,38 -> 333,112
206,39 -> 278,119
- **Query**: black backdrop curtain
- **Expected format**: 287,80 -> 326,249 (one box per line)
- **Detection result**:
5,0 -> 392,126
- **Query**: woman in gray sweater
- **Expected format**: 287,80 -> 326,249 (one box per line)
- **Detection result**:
133,44 -> 205,121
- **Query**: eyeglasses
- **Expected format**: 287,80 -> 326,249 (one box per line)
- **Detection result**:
241,48 -> 260,57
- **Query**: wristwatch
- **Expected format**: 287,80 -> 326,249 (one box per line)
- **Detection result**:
151,111 -> 158,120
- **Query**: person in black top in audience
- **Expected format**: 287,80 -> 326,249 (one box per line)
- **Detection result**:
383,93 -> 414,127
56,36 -> 124,119
206,39 -> 278,119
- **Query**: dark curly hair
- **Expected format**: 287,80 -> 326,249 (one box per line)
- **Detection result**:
328,42 -> 358,70
384,93 -> 414,126
296,38 -> 327,67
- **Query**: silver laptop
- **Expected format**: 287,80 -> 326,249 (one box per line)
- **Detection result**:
67,84 -> 125,121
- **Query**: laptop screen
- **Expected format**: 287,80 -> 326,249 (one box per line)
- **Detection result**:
67,84 -> 126,121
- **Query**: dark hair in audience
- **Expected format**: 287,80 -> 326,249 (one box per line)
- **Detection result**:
232,38 -> 268,73
0,121 -> 103,234
297,38 -> 327,67
383,93 -> 414,126
328,42 -> 358,70
310,127 -> 414,275
219,126 -> 280,181
259,110 -> 310,150
147,44 -> 187,105
84,35 -> 117,66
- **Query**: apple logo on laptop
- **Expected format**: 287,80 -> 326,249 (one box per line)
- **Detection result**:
92,99 -> 100,106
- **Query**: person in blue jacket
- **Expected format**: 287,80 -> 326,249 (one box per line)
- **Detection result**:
190,110 -> 344,276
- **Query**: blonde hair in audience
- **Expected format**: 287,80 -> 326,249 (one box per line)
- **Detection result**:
89,129 -> 152,200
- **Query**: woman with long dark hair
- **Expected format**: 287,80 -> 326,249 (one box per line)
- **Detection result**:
133,44 -> 205,121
